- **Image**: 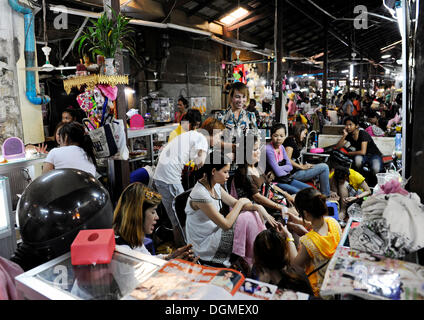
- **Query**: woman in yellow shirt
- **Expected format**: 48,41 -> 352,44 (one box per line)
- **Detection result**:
329,165 -> 371,222
168,109 -> 202,142
281,187 -> 342,297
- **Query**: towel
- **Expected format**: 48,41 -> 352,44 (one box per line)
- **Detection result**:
232,211 -> 266,266
0,257 -> 24,300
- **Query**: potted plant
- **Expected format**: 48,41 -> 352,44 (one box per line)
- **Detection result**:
77,7 -> 136,75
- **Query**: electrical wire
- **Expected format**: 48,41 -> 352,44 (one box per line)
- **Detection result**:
161,0 -> 177,23
42,0 -> 47,45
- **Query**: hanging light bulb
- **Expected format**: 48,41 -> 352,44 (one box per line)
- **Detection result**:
235,50 -> 241,62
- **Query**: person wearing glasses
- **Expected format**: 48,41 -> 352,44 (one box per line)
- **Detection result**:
113,182 -> 197,262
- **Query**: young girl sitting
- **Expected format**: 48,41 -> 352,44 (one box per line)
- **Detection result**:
266,123 -> 311,195
42,122 -> 97,177
283,123 -> 331,197
329,165 -> 371,223
253,228 -> 314,295
282,188 -> 342,297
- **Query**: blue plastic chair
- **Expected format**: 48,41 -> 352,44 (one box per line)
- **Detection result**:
326,201 -> 339,221
143,237 -> 155,255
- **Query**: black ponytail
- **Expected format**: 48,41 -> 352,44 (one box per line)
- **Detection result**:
58,122 -> 97,169
82,134 -> 97,168
294,187 -> 328,219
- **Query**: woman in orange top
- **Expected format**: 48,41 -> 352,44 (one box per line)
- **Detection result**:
281,187 -> 342,296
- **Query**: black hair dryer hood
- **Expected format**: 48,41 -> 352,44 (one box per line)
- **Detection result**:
11,169 -> 113,271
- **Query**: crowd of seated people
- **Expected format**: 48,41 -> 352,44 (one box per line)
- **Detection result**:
27,83 -> 396,300
6,81 -> 406,301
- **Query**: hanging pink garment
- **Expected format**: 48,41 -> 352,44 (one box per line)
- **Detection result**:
232,211 -> 266,266
0,257 -> 24,300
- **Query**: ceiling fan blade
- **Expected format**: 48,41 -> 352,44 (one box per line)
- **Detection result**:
55,66 -> 77,70
23,67 -> 43,71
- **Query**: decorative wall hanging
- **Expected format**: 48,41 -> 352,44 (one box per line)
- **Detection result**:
63,74 -> 129,94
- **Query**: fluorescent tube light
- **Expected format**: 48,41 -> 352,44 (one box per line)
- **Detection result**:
220,7 -> 249,25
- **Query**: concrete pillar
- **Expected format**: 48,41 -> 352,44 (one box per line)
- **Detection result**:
0,1 -> 24,146
0,1 -> 45,146
109,0 -> 130,203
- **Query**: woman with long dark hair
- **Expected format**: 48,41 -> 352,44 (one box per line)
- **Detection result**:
283,123 -> 330,197
42,122 -> 97,177
335,116 -> 383,186
253,228 -> 314,295
185,151 -> 277,268
266,123 -> 311,194
281,188 -> 342,297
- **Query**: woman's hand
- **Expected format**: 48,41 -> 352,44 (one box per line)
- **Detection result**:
287,222 -> 309,236
255,204 -> 278,228
328,191 -> 340,201
343,196 -> 357,204
287,207 -> 312,230
343,128 -> 349,137
166,244 -> 199,263
301,163 -> 313,170
237,197 -> 252,208
275,222 -> 292,238
35,143 -> 48,154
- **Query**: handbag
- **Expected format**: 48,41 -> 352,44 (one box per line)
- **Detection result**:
276,174 -> 294,184
83,118 -> 118,158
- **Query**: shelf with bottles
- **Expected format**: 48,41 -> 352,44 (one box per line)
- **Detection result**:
127,124 -> 177,167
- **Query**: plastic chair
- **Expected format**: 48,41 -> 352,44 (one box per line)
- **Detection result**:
143,237 -> 155,255
172,188 -> 193,246
326,201 -> 339,221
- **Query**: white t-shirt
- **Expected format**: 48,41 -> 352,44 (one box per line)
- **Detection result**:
185,182 -> 232,267
45,145 -> 96,177
116,243 -> 166,260
301,102 -> 312,114
153,131 -> 209,184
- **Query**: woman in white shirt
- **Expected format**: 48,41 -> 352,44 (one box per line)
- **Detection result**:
153,117 -> 225,247
185,151 -> 278,268
113,182 -> 197,261
42,122 -> 97,177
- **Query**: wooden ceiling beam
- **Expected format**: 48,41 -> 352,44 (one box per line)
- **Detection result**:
227,12 -> 268,31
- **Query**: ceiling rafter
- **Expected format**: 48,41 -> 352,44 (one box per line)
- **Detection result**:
187,0 -> 210,17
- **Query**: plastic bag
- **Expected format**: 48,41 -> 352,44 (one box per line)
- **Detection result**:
83,119 -> 118,158
109,119 -> 129,160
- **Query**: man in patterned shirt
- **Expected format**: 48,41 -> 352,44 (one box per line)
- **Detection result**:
215,82 -> 259,168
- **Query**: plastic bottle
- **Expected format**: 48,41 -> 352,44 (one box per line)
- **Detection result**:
311,135 -> 317,150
